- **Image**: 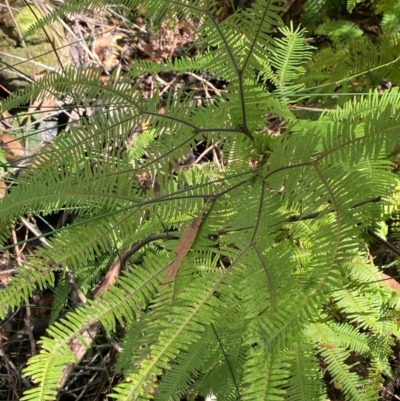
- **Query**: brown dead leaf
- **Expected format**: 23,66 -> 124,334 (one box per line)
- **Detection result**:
93,35 -> 114,62
0,273 -> 11,286
93,33 -> 126,71
381,273 -> 400,292
164,207 -> 206,280
95,256 -> 122,297
0,133 -> 25,160
0,181 -> 6,199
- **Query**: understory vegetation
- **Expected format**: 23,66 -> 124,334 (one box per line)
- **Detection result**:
0,0 -> 399,400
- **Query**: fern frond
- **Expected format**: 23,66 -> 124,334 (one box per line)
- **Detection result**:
316,20 -> 364,44
257,22 -> 314,100
284,338 -> 325,401
319,345 -> 377,401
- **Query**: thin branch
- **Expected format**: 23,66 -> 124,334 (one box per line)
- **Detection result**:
193,140 -> 220,165
120,233 -> 176,269
24,299 -> 37,356
275,196 -> 382,225
21,217 -> 50,246
367,228 -> 400,258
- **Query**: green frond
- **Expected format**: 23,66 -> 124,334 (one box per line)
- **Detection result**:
302,35 -> 400,103
21,340 -> 76,401
49,277 -> 72,325
301,0 -> 327,28
347,0 -> 364,12
0,258 -> 55,318
381,4 -> 400,35
156,305 -> 245,401
284,339 -> 325,401
115,317 -> 146,374
316,20 -> 364,44
377,0 -> 400,14
25,0 -> 186,38
256,23 -> 314,100
318,345 -> 377,401
323,88 -> 400,122
237,0 -> 283,70
19,257 -> 165,400
367,335 -> 393,377
308,322 -> 370,355
241,348 -> 290,401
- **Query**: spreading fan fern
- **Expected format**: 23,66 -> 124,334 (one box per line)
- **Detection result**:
0,0 -> 399,400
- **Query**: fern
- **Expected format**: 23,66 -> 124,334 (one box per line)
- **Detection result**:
0,0 -> 399,400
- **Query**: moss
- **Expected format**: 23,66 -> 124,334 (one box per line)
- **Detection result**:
2,2 -> 63,44
0,3 -> 69,90
13,5 -> 47,44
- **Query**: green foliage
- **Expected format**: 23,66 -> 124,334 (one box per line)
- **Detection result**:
0,0 -> 399,400
300,0 -> 400,106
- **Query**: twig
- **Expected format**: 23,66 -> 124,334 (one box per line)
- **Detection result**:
157,74 -> 178,97
367,0 -> 383,35
0,336 -> 20,397
73,19 -> 102,66
107,336 -> 122,352
21,217 -> 50,246
25,299 -> 37,356
66,268 -> 87,305
187,72 -> 222,96
0,52 -> 54,72
366,228 -> 400,257
75,370 -> 99,401
0,269 -> 17,275
289,105 -> 335,113
11,229 -> 23,266
193,140 -> 220,164
213,145 -> 223,171
120,232 -> 175,269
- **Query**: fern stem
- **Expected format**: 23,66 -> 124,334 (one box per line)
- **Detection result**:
367,228 -> 400,257
120,233 -> 175,268
211,323 -> 241,398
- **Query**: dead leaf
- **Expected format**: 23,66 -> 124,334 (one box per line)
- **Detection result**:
0,133 -> 25,160
381,273 -> 400,292
0,181 -> 6,199
0,273 -> 11,286
93,35 -> 114,63
93,33 -> 126,71
164,207 -> 206,280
